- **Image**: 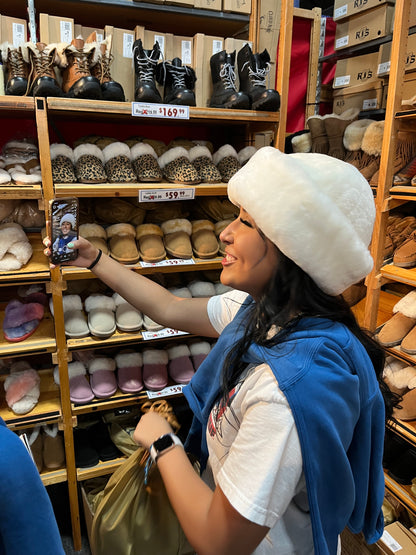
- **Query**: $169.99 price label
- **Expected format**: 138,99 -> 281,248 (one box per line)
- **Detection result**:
132,102 -> 190,120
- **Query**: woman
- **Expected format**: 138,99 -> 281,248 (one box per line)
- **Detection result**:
44,147 -> 396,555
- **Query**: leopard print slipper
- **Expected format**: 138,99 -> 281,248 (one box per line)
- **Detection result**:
50,143 -> 76,183
189,145 -> 221,183
74,144 -> 107,184
131,143 -> 162,182
103,142 -> 137,183
213,144 -> 241,183
159,147 -> 200,185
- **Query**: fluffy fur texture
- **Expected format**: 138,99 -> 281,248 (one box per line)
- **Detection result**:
135,223 -> 163,240
158,147 -> 190,168
60,213 -> 76,227
228,147 -> 375,296
214,219 -> 233,236
54,361 -> 87,386
189,341 -> 211,356
79,223 -> 107,240
383,357 -> 416,389
0,168 -> 11,183
169,286 -> 192,298
4,361 -> 40,414
161,218 -> 192,236
3,300 -> 44,328
292,132 -> 312,153
361,121 -> 385,156
84,294 -> 116,313
130,142 -> 158,159
213,144 -> 238,165
74,143 -> 104,163
62,295 -> 83,312
88,357 -> 116,374
143,349 -> 169,365
102,142 -> 132,163
238,146 -> 257,165
192,219 -> 215,233
343,119 -> 374,151
189,145 -> 213,162
393,290 -> 416,318
106,222 -> 136,238
167,344 -> 191,359
0,223 -> 32,270
115,351 -> 143,368
188,280 -> 216,297
50,143 -> 75,162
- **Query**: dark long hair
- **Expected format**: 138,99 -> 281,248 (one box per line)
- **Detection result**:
221,243 -> 399,422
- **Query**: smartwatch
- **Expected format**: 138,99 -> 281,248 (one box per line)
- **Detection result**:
149,433 -> 183,463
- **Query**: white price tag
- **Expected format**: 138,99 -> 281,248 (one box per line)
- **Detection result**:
336,35 -> 349,49
60,20 -> 73,43
377,61 -> 391,75
139,188 -> 195,202
380,531 -> 403,553
139,258 -> 196,268
334,4 -> 348,18
181,40 -> 192,65
12,23 -> 25,47
132,103 -> 190,120
362,98 -> 377,110
147,384 -> 184,398
142,328 -> 189,340
334,75 -> 350,87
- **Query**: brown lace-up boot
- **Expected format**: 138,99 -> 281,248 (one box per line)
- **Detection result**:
59,38 -> 102,99
25,42 -> 62,97
85,33 -> 125,101
1,43 -> 30,96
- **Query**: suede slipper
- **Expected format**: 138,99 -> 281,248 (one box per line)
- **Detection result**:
3,299 -> 44,342
401,325 -> 416,355
191,220 -> 219,259
112,293 -> 143,332
189,145 -> 221,183
142,349 -> 169,391
102,142 -> 136,183
115,351 -> 143,394
88,357 -> 117,398
188,280 -> 216,298
50,143 -> 76,183
158,147 -> 200,184
167,344 -> 195,384
74,144 -> 107,184
213,145 -> 241,183
106,223 -> 140,264
42,424 -> 65,470
142,314 -> 164,332
189,341 -> 211,370
49,295 -> 89,339
377,291 -> 416,347
136,223 -> 166,263
0,223 -> 33,271
161,218 -> 193,259
215,219 -> 233,256
26,425 -> 44,472
394,389 -> 416,420
131,143 -> 162,182
74,428 -> 99,468
4,361 -> 40,415
79,223 -> 109,255
84,294 -> 116,338
54,362 -> 94,404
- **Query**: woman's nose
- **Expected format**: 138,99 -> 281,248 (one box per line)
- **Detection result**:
219,221 -> 234,244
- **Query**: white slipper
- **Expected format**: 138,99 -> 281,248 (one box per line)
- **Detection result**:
84,294 -> 116,338
0,223 -> 33,271
50,294 -> 89,338
112,293 -> 143,332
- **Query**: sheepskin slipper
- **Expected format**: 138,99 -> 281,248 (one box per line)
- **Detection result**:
383,356 -> 416,395
161,218 -> 193,259
131,143 -> 163,182
213,145 -> 241,183
191,220 -> 218,259
169,286 -> 192,298
106,223 -> 140,264
74,144 -> 107,184
88,357 -> 117,398
188,280 -> 216,298
401,326 -> 416,355
84,294 -> 116,338
54,362 -> 94,404
112,293 -> 143,332
136,223 -> 166,263
188,145 -> 221,183
0,168 -> 11,184
238,146 -> 257,167
115,350 -> 143,393
79,223 -> 108,255
142,349 -> 168,391
158,147 -> 200,184
142,314 -> 164,332
0,222 -> 33,271
102,142 -> 136,183
3,299 -> 44,342
42,424 -> 65,470
189,341 -> 211,370
377,291 -> 416,347
4,361 -> 40,415
167,344 -> 195,384
49,295 -> 89,339
395,389 -> 416,420
214,219 -> 233,256
50,143 -> 76,183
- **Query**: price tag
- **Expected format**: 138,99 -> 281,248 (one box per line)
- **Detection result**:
139,258 -> 195,268
139,188 -> 195,203
132,102 -> 190,120
147,384 -> 184,399
335,35 -> 349,49
141,328 -> 189,340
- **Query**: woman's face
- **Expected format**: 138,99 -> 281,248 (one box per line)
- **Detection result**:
219,208 -> 278,300
61,221 -> 72,235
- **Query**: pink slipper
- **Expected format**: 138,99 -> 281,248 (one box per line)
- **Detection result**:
88,357 -> 117,398
4,361 -> 40,414
3,299 -> 44,342
189,341 -> 211,370
115,350 -> 143,393
142,349 -> 168,391
54,362 -> 94,404
167,344 -> 195,384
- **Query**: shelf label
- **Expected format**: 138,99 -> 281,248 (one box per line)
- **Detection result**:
132,102 -> 190,120
377,61 -> 391,75
147,384 -> 184,398
139,258 -> 196,268
334,75 -> 350,87
334,4 -> 348,18
336,35 -> 349,49
380,531 -> 403,553
142,328 -> 189,340
362,98 -> 378,110
139,188 -> 195,202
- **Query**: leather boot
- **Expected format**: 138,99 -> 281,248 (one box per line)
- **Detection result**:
26,42 -> 62,97
132,38 -> 162,103
360,120 -> 385,181
156,58 -> 196,106
237,43 -> 280,111
85,33 -> 125,102
306,115 -> 329,154
1,43 -> 30,96
323,108 -> 359,160
209,50 -> 250,109
60,38 -> 102,99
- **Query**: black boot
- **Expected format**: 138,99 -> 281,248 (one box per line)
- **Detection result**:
132,39 -> 162,103
156,58 -> 196,106
237,43 -> 280,112
209,50 -> 249,110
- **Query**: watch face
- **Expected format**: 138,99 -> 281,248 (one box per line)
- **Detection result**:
154,434 -> 175,451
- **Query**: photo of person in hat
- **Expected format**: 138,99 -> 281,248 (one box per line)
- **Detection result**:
52,213 -> 77,259
44,146 -> 398,554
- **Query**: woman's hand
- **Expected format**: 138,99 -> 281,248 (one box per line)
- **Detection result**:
133,411 -> 174,449
43,235 -> 99,269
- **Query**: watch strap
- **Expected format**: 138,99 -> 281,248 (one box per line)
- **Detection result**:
149,433 -> 183,463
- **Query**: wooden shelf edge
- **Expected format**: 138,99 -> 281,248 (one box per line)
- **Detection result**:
384,472 -> 416,517
41,468 -> 68,486
77,456 -> 127,481
54,182 -> 228,197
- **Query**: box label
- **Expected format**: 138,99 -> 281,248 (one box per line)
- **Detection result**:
362,97 -> 377,109
154,35 -> 165,59
334,4 -> 348,18
12,22 -> 25,46
212,40 -> 223,54
378,61 -> 391,74
60,20 -> 73,43
380,530 -> 403,553
334,75 -> 351,87
181,40 -> 192,65
123,33 -> 134,58
336,35 -> 349,48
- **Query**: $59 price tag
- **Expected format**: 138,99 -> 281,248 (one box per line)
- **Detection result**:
139,188 -> 195,202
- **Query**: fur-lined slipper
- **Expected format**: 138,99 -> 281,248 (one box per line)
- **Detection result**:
79,223 -> 108,255
291,132 -> 312,154
4,361 -> 40,415
131,143 -> 162,182
213,145 -> 241,182
142,349 -> 168,391
136,223 -> 166,263
5,157 -> 42,185
383,356 -> 416,395
102,142 -> 136,183
115,350 -> 143,394
191,220 -> 218,259
142,138 -> 168,157
42,424 -> 65,470
106,223 -> 139,264
360,120 -> 385,181
189,341 -> 211,370
343,119 -> 374,166
0,223 -> 33,271
377,291 -> 416,347
323,108 -> 360,160
50,295 -> 89,338
167,344 -> 195,384
55,361 -> 93,404
214,219 -> 233,256
74,144 -> 107,184
188,280 -> 216,298
214,282 -> 233,295
169,286 -> 192,298
3,299 -> 44,342
88,357 -> 117,398
238,146 -> 257,166
112,293 -> 143,332
158,147 -> 200,184
188,146 -> 221,183
161,218 -> 193,259
26,425 -> 44,472
84,294 -> 116,338
0,168 -> 11,184
142,314 -> 164,332
50,143 -> 76,183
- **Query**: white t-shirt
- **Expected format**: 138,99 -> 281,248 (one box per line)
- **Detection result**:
205,290 -> 313,554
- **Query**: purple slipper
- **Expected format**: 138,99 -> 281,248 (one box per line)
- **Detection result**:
54,362 -> 94,405
115,351 -> 143,394
142,349 -> 168,391
167,344 -> 195,384
88,357 -> 117,398
3,300 -> 44,342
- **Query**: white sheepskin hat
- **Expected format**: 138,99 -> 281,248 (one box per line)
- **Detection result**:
227,146 -> 375,296
60,213 -> 76,227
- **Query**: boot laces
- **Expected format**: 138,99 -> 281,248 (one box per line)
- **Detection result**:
32,50 -> 54,75
135,51 -> 158,82
219,63 -> 237,91
73,50 -> 90,74
243,60 -> 271,87
94,54 -> 113,81
169,67 -> 187,88
8,50 -> 27,77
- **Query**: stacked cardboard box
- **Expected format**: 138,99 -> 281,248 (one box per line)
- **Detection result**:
0,15 -> 27,45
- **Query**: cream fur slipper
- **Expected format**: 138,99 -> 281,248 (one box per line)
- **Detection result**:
0,223 -> 33,271
161,218 -> 193,259
4,360 -> 40,415
84,294 -> 116,338
112,292 -> 143,332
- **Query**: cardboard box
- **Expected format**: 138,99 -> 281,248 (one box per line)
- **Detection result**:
0,15 -> 27,46
39,13 -> 74,44
410,0 -> 416,28
144,30 -> 173,61
222,0 -> 251,15
381,71 -> 416,107
334,4 -> 395,50
333,0 -> 394,22
333,81 -> 383,113
172,35 -> 194,65
340,528 -> 381,554
80,485 -> 94,549
333,51 -> 380,88
104,26 -> 136,102
194,0 -> 222,10
377,522 -> 416,554
254,130 -> 275,148
165,0 -> 194,6
74,25 -> 105,43
378,34 -> 416,76
258,0 -> 281,87
193,33 -> 224,107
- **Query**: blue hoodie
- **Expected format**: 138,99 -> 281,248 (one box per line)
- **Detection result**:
184,299 -> 385,554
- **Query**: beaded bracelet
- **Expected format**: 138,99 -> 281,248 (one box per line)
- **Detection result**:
87,249 -> 103,270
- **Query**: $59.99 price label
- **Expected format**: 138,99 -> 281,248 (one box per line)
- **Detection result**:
131,102 -> 190,120
139,188 -> 195,202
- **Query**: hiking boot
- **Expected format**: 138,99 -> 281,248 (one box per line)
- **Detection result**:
156,58 -> 196,106
60,38 -> 102,99
1,43 -> 30,96
85,33 -> 125,102
26,42 -> 62,97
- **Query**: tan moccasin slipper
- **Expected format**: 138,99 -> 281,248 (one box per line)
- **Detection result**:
136,223 -> 166,263
106,223 -> 139,264
191,220 -> 218,259
377,290 -> 416,347
161,218 -> 192,259
79,223 -> 109,255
